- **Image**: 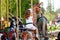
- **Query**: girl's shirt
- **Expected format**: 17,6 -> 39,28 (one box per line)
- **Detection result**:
26,16 -> 33,23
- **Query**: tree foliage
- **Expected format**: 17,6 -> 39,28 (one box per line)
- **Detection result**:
8,0 -> 16,15
46,2 -> 57,21
1,0 -> 38,24
56,8 -> 60,13
1,0 -> 6,16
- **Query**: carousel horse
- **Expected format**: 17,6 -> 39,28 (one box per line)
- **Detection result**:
22,29 -> 35,40
1,17 -> 16,40
9,17 -> 16,40
37,14 -> 48,40
18,23 -> 35,40
18,17 -> 35,40
1,20 -> 10,40
33,3 -> 48,40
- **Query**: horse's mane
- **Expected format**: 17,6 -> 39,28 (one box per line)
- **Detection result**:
37,15 -> 48,24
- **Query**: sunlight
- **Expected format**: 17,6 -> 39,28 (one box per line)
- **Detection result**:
40,0 -> 60,11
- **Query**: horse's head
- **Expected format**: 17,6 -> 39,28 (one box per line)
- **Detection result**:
33,3 -> 42,14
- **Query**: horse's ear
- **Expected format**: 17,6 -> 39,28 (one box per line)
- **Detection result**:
34,2 -> 39,6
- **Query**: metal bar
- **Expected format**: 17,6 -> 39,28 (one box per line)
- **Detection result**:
6,0 -> 8,26
31,0 -> 33,9
0,0 -> 2,29
18,0 -> 21,19
20,0 -> 21,19
16,0 -> 19,40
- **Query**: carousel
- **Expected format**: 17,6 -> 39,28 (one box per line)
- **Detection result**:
1,0 -> 60,40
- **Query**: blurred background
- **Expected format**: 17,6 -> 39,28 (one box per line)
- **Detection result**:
0,0 -> 60,40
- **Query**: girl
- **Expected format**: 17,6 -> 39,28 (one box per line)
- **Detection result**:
25,10 -> 38,39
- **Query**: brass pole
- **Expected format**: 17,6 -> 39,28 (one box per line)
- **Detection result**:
31,0 -> 33,9
20,0 -> 21,19
16,0 -> 19,40
0,0 -> 2,29
6,0 -> 8,26
18,0 -> 21,19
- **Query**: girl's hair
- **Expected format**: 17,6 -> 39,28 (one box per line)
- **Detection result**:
25,10 -> 31,19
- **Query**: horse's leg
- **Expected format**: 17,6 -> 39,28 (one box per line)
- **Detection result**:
42,18 -> 46,37
45,24 -> 48,36
22,31 -> 35,40
28,34 -> 35,40
42,18 -> 49,40
22,31 -> 28,40
37,21 -> 43,40
34,29 -> 39,40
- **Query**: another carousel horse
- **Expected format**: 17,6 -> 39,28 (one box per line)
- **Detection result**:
1,17 -> 16,40
9,17 -> 16,40
29,4 -> 47,38
28,2 -> 48,40
35,4 -> 48,40
37,14 -> 48,40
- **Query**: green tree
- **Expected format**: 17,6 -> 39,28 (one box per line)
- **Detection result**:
8,0 -> 16,16
56,8 -> 60,13
46,1 -> 57,21
46,3 -> 52,13
1,0 -> 6,16
1,0 -> 38,24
